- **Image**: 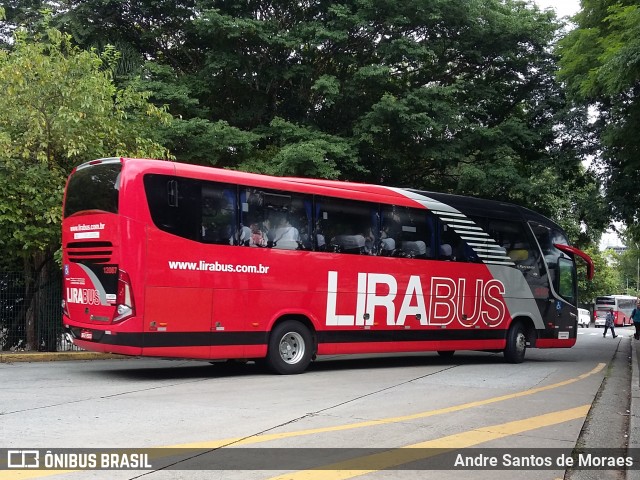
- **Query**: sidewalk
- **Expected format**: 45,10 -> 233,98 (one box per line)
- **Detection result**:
0,351 -> 124,363
629,337 -> 640,480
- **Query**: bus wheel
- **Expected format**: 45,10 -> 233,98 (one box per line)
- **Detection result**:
437,351 -> 455,358
267,321 -> 313,374
504,322 -> 526,364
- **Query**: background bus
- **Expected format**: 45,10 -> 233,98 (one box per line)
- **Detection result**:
594,295 -> 637,327
62,158 -> 593,374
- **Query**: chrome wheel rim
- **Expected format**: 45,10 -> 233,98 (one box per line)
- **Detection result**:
515,332 -> 526,354
279,331 -> 305,364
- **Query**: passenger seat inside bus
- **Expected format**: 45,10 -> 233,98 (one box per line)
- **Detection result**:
439,244 -> 452,260
380,237 -> 396,256
508,244 -> 529,261
274,240 -> 299,250
332,234 -> 366,254
401,240 -> 427,258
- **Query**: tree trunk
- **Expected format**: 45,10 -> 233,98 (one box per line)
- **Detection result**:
24,257 -> 36,351
23,251 -> 51,351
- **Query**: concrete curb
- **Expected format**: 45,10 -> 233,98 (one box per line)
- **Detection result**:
629,337 -> 640,480
0,352 -> 126,363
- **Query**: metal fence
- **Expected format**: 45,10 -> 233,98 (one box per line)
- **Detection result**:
0,271 -> 80,351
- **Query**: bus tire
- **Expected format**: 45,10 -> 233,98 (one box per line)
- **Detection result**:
267,321 -> 313,374
504,322 -> 526,364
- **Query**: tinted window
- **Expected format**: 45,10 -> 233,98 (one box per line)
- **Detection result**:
239,187 -> 311,249
595,297 -> 615,305
144,174 -> 236,244
202,182 -> 237,245
381,205 -> 435,259
437,221 -> 465,261
317,197 -> 378,254
64,163 -> 121,217
530,222 -> 576,302
487,219 -> 541,278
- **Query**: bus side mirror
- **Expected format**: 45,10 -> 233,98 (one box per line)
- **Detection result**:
553,244 -> 594,281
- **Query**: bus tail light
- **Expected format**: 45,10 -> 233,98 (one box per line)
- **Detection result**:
114,269 -> 135,323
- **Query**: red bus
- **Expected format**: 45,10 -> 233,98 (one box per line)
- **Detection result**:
61,158 -> 594,374
594,295 -> 637,327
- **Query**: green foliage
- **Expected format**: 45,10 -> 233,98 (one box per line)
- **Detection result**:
159,118 -> 260,167
0,24 -> 174,348
0,27 -> 172,267
239,117 -> 361,178
558,0 -> 640,227
49,1 -> 579,188
0,157 -> 64,252
578,246 -> 622,304
558,1 -> 640,98
617,235 -> 640,295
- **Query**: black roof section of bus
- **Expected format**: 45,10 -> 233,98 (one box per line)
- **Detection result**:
408,188 -> 563,231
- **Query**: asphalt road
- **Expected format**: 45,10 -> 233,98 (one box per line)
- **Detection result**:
0,325 -> 637,480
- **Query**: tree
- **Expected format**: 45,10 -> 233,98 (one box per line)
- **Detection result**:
0,26 -> 172,349
578,246 -> 621,305
557,0 -> 640,236
617,237 -> 640,296
0,0 -> 44,45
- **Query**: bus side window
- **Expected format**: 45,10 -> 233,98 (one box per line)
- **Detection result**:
488,219 -> 542,280
239,187 -> 312,249
381,205 -> 434,259
295,200 -> 314,251
436,216 -> 494,263
240,188 -> 269,247
318,197 -> 377,255
144,174 -> 204,242
528,222 -> 574,300
437,222 -> 463,261
461,216 -> 485,263
201,182 -> 237,245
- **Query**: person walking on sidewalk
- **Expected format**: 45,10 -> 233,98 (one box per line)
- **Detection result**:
631,299 -> 640,340
603,308 -> 618,338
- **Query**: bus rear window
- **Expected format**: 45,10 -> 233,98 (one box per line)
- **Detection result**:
64,163 -> 121,218
595,297 -> 615,305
